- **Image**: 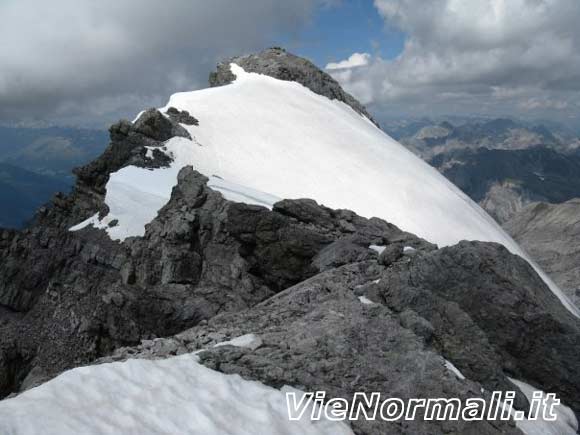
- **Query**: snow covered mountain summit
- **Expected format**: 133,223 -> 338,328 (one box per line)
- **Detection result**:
71,47 -> 577,317
1,48 -> 579,435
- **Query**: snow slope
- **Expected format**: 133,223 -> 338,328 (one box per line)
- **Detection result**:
0,353 -> 353,435
69,63 -> 579,317
509,378 -> 578,435
0,351 -> 575,435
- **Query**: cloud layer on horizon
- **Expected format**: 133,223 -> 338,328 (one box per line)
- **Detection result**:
2,0 -> 580,127
0,0 -> 325,126
327,0 -> 580,121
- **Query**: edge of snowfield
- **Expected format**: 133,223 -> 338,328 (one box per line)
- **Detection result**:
70,63 -> 579,318
0,351 -> 353,435
0,336 -> 577,435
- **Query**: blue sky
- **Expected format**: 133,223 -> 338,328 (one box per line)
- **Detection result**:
277,0 -> 405,68
276,0 -> 580,127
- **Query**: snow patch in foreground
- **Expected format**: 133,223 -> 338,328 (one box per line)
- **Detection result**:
358,295 -> 376,305
214,333 -> 263,351
369,245 -> 386,255
509,378 -> 578,435
444,360 -> 466,380
0,354 -> 353,435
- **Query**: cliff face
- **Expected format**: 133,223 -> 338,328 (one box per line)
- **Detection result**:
505,198 -> 580,307
430,146 -> 580,224
0,49 -> 579,434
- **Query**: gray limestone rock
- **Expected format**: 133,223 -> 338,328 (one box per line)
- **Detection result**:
166,107 -> 199,126
209,47 -> 379,126
504,199 -> 580,308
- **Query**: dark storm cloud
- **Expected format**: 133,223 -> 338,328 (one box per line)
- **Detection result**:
0,0 -> 325,126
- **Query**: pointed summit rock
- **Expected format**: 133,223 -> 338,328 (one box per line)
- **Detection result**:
209,47 -> 378,126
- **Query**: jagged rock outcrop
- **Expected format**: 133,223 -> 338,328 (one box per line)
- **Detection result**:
0,108 -> 190,313
209,47 -> 379,126
166,106 -> 199,126
103,260 -> 522,435
74,108 -> 187,200
0,153 -> 434,402
101,231 -> 580,432
376,241 -> 580,413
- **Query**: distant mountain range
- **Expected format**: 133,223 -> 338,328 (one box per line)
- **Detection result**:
387,117 -> 580,307
0,126 -> 108,227
431,146 -> 580,223
384,117 -> 579,159
0,163 -> 71,228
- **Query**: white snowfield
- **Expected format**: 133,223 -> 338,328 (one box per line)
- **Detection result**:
0,348 -> 575,435
0,353 -> 353,435
69,63 -> 579,317
508,378 -> 579,435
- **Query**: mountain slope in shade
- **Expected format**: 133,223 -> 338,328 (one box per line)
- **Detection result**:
505,199 -> 580,307
71,55 -> 578,317
0,126 -> 108,179
430,146 -> 580,223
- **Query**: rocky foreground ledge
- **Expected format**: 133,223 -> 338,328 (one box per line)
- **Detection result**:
0,48 -> 579,434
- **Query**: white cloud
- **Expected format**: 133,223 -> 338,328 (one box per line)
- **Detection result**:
519,98 -> 569,111
0,0 -> 325,126
326,52 -> 371,70
327,0 -> 580,119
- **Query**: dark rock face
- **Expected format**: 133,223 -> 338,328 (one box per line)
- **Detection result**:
74,108 -> 189,200
0,229 -> 16,250
133,108 -> 191,142
378,241 -> 580,413
0,108 -> 194,313
99,231 -> 580,431
313,239 -> 376,272
101,258 -> 534,435
166,107 -> 199,126
378,243 -> 403,266
209,47 -> 379,126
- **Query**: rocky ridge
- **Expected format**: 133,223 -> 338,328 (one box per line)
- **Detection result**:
209,47 -> 379,126
392,118 -> 572,160
0,50 -> 579,434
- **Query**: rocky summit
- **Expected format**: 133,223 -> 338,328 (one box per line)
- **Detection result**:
0,49 -> 579,435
